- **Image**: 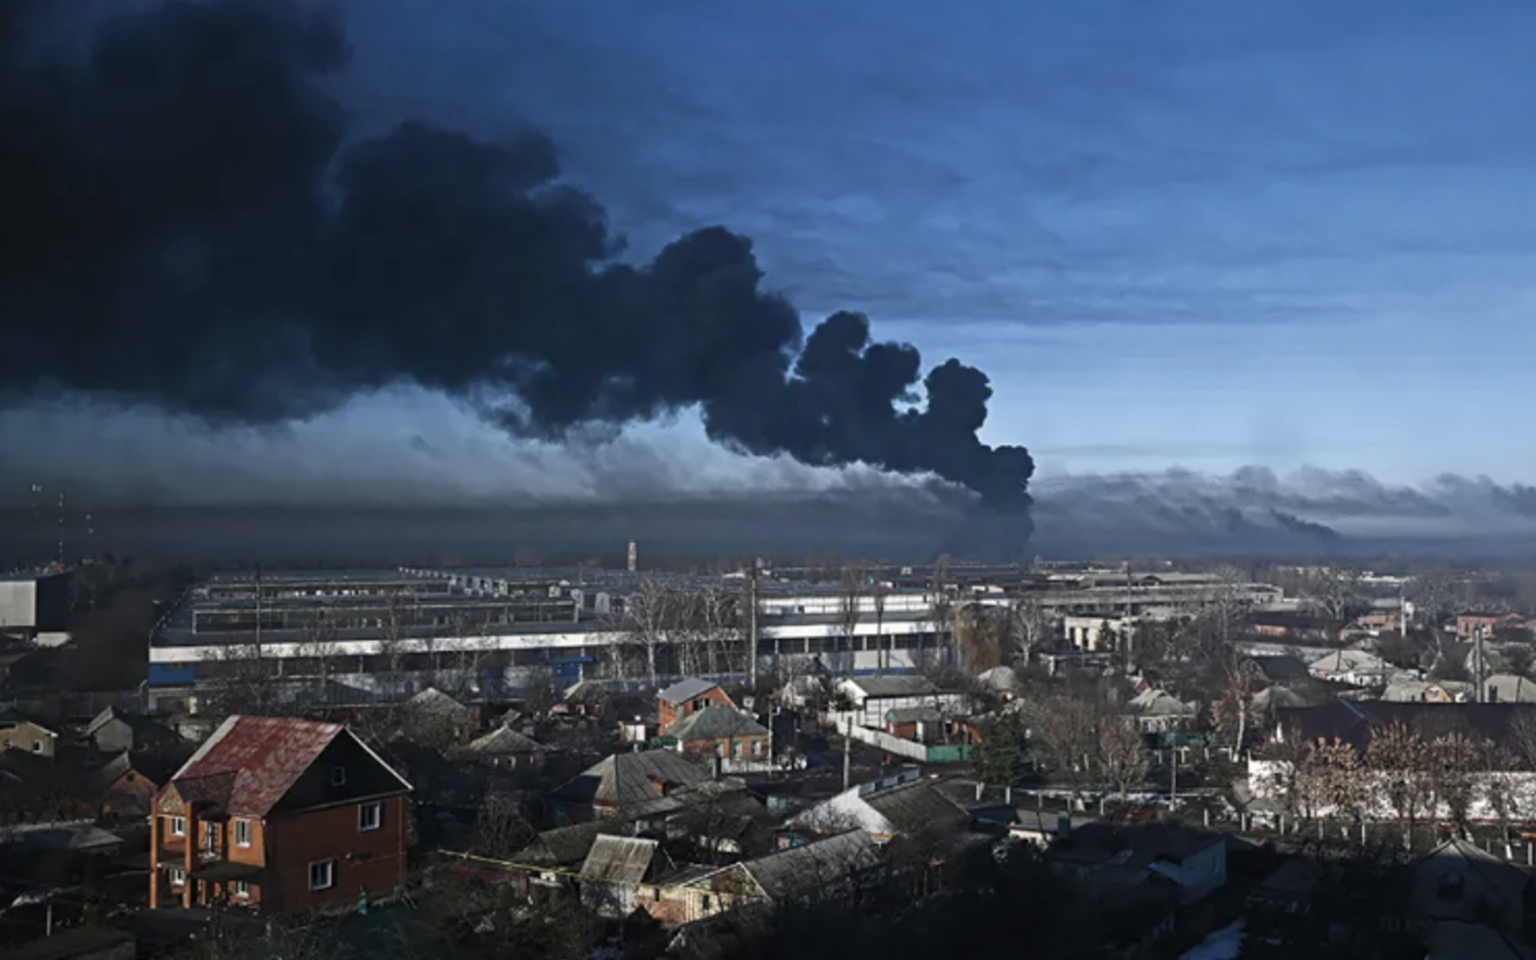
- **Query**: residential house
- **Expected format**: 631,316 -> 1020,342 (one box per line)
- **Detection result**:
1387,838 -> 1536,960
1458,613 -> 1507,641
454,724 -> 547,771
0,712 -> 60,758
579,834 -> 669,917
85,707 -> 183,755
0,749 -> 97,823
836,676 -> 968,729
1128,688 -> 1197,734
96,751 -> 180,819
1247,611 -> 1331,643
884,706 -> 943,743
1008,811 -> 1097,849
149,714 -> 413,913
1063,615 -> 1134,651
975,665 -> 1022,699
550,749 -> 711,823
1353,611 -> 1401,634
657,679 -> 735,734
788,769 -> 968,844
1379,678 -> 1471,703
646,829 -> 882,926
1043,821 -> 1228,907
666,706 -> 769,762
399,687 -> 477,745
1308,649 -> 1395,686
1485,674 -> 1536,704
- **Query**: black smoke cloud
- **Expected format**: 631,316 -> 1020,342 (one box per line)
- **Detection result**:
1029,467 -> 1536,558
0,0 -> 1033,514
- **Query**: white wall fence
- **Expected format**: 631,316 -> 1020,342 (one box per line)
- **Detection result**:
1248,760 -> 1536,822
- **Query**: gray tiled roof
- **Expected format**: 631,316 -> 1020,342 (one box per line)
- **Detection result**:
668,706 -> 768,741
657,678 -> 720,705
556,749 -> 710,808
461,725 -> 544,755
884,706 -> 942,724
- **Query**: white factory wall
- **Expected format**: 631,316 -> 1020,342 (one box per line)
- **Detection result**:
0,580 -> 38,630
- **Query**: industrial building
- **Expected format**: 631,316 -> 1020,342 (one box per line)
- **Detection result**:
143,565 -> 1285,716
0,568 -> 72,643
145,568 -> 949,715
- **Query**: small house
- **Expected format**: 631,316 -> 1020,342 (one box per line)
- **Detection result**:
579,834 -> 668,917
788,769 -> 967,844
455,724 -> 547,771
667,706 -> 769,761
657,679 -> 735,734
0,712 -> 60,758
149,714 -> 413,914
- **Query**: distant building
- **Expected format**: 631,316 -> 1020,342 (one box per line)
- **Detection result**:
454,724 -> 547,771
836,676 -> 968,729
550,749 -> 711,822
149,715 -> 412,914
0,711 -> 61,758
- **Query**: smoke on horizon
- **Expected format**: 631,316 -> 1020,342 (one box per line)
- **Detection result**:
0,0 -> 1033,518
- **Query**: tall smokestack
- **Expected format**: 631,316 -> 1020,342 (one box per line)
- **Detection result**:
627,539 -> 638,573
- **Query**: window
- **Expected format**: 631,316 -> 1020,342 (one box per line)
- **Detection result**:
168,867 -> 185,886
234,818 -> 253,848
202,822 -> 217,852
30,741 -> 41,753
309,860 -> 335,891
170,816 -> 186,837
359,801 -> 382,832
231,880 -> 250,899
331,765 -> 347,787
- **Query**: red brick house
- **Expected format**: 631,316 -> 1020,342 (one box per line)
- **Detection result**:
657,679 -> 735,734
149,715 -> 412,914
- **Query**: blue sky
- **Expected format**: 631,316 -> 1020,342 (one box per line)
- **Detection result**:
10,0 -> 1536,503
333,0 -> 1536,484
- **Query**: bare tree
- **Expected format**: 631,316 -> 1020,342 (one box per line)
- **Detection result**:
1022,689 -> 1105,801
1365,722 -> 1432,846
624,578 -> 676,687
1096,713 -> 1149,800
472,790 -> 537,859
1303,567 -> 1364,633
871,576 -> 889,671
954,604 -> 1005,674
838,564 -> 865,663
1408,567 -> 1457,630
1297,738 -> 1366,825
1007,596 -> 1053,664
1425,730 -> 1488,835
1253,725 -> 1312,818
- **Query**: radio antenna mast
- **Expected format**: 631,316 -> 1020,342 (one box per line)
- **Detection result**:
56,492 -> 66,567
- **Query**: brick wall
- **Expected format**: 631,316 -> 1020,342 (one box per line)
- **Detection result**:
658,686 -> 735,733
265,795 -> 408,913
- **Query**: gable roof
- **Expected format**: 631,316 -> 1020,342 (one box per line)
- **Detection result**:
668,706 -> 768,741
843,675 -> 938,699
520,821 -> 620,867
580,835 -> 661,885
1410,838 -> 1528,920
554,749 -> 709,809
743,830 -> 880,903
1275,701 -> 1536,756
657,678 -> 721,705
860,778 -> 969,835
460,724 -> 545,756
166,714 -> 411,818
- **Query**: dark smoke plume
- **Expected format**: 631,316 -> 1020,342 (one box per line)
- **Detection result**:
0,0 -> 1033,514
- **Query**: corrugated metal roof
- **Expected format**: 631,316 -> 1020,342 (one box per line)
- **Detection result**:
667,706 -> 768,742
580,835 -> 660,885
167,714 -> 407,818
657,678 -> 720,705
522,821 -> 618,866
744,830 -> 880,903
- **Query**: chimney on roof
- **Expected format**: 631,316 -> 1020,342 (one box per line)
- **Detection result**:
627,539 -> 638,573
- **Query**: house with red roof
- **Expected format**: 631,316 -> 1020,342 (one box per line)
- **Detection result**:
149,715 -> 412,914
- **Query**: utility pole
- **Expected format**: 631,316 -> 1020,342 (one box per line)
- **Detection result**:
55,492 -> 65,567
842,715 -> 852,792
1170,740 -> 1179,803
1474,626 -> 1486,702
254,562 -> 264,661
747,560 -> 760,689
